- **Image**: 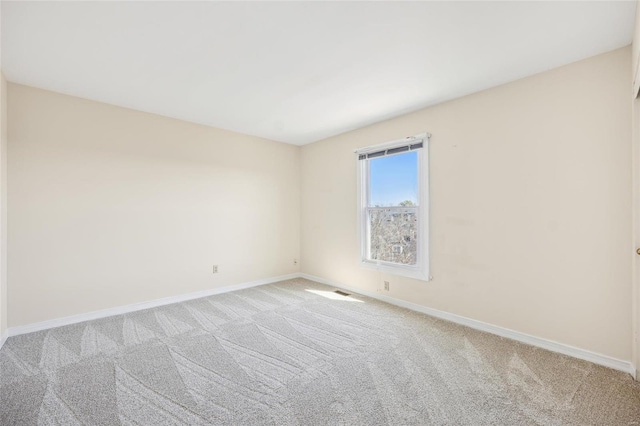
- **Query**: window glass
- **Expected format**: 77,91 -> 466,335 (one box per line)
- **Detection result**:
369,151 -> 418,207
368,208 -> 417,265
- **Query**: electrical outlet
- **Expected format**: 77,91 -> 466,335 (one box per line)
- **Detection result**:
293,258 -> 298,266
212,265 -> 219,274
384,281 -> 390,291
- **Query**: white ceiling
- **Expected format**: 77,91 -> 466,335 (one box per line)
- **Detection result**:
1,1 -> 636,145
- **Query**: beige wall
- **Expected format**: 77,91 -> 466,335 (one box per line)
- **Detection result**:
0,73 -> 6,339
8,84 -> 300,327
631,1 -> 640,377
301,47 -> 632,362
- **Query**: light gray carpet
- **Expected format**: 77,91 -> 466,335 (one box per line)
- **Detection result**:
1,278 -> 639,425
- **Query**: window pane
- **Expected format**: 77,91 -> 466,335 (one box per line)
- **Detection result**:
368,208 -> 417,265
369,151 -> 418,207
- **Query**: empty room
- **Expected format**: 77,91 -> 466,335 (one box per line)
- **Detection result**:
1,1 -> 640,424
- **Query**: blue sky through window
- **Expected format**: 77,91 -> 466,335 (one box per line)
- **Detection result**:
369,151 -> 417,206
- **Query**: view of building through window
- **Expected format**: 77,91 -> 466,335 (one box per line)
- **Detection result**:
367,151 -> 418,265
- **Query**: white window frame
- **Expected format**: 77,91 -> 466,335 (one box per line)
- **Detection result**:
356,133 -> 430,281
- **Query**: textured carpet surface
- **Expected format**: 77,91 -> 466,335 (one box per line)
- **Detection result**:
1,278 -> 639,425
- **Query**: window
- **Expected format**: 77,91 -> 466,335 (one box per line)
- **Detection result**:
356,133 -> 430,280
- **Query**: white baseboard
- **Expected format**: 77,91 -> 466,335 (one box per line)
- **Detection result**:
5,271 -> 636,379
0,329 -> 7,351
299,273 -> 636,377
7,273 -> 300,338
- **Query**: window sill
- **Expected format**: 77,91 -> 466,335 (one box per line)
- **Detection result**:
359,259 -> 430,281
